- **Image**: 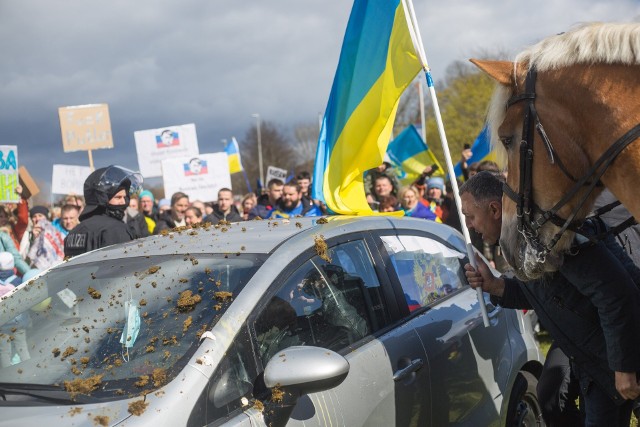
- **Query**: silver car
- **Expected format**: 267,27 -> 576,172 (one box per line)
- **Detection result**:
0,216 -> 544,426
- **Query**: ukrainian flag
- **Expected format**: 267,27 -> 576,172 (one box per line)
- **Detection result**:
312,0 -> 423,215
453,125 -> 497,178
387,125 -> 443,186
225,137 -> 243,174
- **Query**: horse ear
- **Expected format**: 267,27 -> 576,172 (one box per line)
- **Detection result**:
469,59 -> 516,86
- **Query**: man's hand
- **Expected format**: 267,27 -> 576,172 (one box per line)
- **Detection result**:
464,254 -> 505,297
615,371 -> 640,400
32,224 -> 42,238
461,148 -> 472,167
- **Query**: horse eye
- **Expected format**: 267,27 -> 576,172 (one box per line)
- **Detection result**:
500,136 -> 513,147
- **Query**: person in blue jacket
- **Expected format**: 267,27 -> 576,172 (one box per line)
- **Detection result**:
269,181 -> 321,219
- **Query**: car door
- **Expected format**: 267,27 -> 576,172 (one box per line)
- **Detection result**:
250,235 -> 431,426
191,234 -> 432,427
377,230 -> 512,426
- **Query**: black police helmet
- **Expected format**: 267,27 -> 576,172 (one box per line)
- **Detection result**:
81,166 -> 143,219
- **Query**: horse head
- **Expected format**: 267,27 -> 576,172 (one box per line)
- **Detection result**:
470,23 -> 640,280
470,59 -> 604,280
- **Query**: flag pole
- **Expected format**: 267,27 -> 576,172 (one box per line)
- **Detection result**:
402,0 -> 490,327
417,80 -> 426,141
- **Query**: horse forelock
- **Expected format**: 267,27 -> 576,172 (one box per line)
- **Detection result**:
486,84 -> 510,167
515,22 -> 640,71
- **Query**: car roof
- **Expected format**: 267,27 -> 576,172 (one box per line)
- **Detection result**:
60,216 -> 465,266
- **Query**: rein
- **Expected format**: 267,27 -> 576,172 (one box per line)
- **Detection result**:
503,66 -> 640,261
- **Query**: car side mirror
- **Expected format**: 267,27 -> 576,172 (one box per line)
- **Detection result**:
262,346 -> 350,427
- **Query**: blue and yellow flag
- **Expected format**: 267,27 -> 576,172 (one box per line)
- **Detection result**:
312,0 -> 423,215
225,137 -> 243,174
387,125 -> 443,186
453,125 -> 496,178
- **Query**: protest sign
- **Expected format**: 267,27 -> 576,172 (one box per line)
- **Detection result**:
52,164 -> 92,195
0,146 -> 19,203
162,153 -> 230,202
18,166 -> 39,199
134,123 -> 200,178
58,104 -> 114,152
265,165 -> 287,185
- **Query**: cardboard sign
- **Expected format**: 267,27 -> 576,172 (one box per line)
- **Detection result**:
0,146 -> 19,203
134,124 -> 200,178
51,164 -> 92,195
18,166 -> 40,199
58,104 -> 114,152
265,165 -> 287,185
162,153 -> 230,202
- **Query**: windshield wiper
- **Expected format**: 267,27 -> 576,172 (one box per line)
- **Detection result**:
0,383 -> 97,404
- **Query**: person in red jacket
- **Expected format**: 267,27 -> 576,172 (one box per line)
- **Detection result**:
0,185 -> 29,249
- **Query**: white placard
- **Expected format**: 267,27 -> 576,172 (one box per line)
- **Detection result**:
162,153 -> 231,202
265,165 -> 287,185
51,164 -> 92,195
0,145 -> 19,203
134,123 -> 200,178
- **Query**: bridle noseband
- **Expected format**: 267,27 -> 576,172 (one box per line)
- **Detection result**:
503,66 -> 640,262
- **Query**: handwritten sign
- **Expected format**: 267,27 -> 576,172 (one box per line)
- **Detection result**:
51,164 -> 92,195
265,165 -> 287,185
135,124 -> 200,178
0,146 -> 19,203
58,104 -> 114,152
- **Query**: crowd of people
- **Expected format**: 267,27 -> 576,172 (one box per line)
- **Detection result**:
0,150 -> 499,282
0,166 -> 334,270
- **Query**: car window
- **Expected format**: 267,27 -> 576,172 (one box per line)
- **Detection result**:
254,240 -> 389,366
381,234 -> 466,312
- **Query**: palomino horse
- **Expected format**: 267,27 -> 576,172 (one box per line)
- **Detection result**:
471,22 -> 640,280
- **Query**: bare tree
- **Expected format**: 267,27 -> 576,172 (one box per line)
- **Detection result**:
291,122 -> 319,174
231,120 -> 295,194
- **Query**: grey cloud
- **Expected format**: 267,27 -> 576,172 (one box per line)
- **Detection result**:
1,0 -> 638,189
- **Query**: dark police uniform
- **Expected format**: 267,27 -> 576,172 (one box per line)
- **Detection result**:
63,165 -> 142,258
64,213 -> 133,257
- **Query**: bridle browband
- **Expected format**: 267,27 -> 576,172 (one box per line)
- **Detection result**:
503,66 -> 640,262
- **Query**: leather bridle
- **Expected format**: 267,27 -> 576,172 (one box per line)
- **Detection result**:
502,66 -> 640,262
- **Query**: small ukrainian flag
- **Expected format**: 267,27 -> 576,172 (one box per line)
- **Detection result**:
225,137 -> 243,174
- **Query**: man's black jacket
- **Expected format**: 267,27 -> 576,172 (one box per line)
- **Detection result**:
203,205 -> 243,225
64,213 -> 133,257
494,228 -> 640,403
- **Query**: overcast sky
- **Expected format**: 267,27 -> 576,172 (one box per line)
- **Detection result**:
1,0 -> 638,194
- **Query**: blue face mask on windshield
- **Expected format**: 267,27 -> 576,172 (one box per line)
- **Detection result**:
120,300 -> 141,354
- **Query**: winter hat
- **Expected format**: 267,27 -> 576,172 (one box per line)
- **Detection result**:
427,177 -> 445,192
139,190 -> 155,203
158,199 -> 170,210
29,205 -> 49,219
0,252 -> 14,270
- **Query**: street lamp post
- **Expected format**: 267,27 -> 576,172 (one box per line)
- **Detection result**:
251,113 -> 264,190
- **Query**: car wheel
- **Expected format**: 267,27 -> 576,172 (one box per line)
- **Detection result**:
505,371 -> 545,427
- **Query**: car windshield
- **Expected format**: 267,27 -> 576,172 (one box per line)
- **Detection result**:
0,253 -> 264,399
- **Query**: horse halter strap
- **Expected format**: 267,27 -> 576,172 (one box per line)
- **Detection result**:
503,66 -> 640,258
503,67 -> 539,245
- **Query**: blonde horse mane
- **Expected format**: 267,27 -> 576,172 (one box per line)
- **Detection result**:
487,22 -> 640,164
516,22 -> 640,71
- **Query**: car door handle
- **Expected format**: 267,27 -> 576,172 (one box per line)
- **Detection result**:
393,358 -> 424,382
486,302 -> 501,317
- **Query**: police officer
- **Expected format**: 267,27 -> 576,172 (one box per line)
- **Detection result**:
64,165 -> 143,257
